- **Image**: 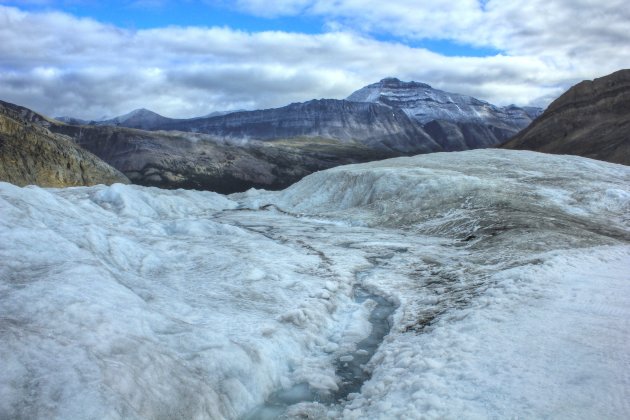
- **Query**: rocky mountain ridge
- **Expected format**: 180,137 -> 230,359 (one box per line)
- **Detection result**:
48,122 -> 393,193
57,108 -> 176,131
348,77 -> 542,124
155,99 -> 442,154
59,78 -> 541,154
0,100 -> 129,187
502,69 -> 630,165
1,77 -> 548,192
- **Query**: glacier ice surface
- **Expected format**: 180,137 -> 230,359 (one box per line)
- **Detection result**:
1,149 -> 629,419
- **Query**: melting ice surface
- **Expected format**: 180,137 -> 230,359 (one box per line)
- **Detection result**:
248,285 -> 395,419
1,150 -> 630,419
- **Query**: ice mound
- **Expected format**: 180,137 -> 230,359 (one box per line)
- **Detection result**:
266,149 -> 630,239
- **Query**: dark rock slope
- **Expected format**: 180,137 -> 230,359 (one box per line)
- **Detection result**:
502,69 -> 630,165
0,100 -> 129,187
49,124 -> 394,193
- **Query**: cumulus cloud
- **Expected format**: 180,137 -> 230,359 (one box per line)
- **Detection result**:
231,0 -> 630,55
231,0 -> 630,77
0,3 -> 628,119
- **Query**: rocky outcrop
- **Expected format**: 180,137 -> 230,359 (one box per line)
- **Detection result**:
0,100 -> 129,187
347,78 -> 542,151
502,70 -> 630,165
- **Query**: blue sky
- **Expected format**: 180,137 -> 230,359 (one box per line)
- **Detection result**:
0,0 -> 628,119
10,0 -> 500,57
17,1 -> 325,33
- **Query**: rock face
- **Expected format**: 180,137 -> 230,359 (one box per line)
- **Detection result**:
0,100 -> 129,187
347,78 -> 542,150
502,69 -> 630,165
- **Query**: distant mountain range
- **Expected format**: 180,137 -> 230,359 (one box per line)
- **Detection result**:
56,108 -> 243,128
4,71 -> 628,192
15,72 -> 629,192
502,69 -> 630,166
33,78 -> 546,192
57,78 -> 542,155
57,108 -> 174,130
4,78 -> 547,192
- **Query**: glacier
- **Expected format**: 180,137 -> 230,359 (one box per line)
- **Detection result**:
1,149 -> 629,419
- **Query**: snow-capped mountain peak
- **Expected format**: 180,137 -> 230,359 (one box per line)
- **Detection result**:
347,77 -> 540,126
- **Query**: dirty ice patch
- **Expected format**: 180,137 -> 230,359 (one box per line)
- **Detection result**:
267,150 -> 630,235
342,246 -> 630,419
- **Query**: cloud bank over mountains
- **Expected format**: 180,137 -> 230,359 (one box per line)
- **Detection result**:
0,1 -> 628,119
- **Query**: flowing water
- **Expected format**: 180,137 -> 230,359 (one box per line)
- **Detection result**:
245,285 -> 395,419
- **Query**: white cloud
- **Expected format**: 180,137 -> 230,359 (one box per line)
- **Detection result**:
231,0 -> 630,54
0,3 -> 628,119
232,0 -> 630,74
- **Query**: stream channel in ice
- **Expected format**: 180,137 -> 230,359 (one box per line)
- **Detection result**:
247,283 -> 395,419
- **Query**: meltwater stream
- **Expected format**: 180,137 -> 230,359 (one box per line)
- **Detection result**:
246,286 -> 395,419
